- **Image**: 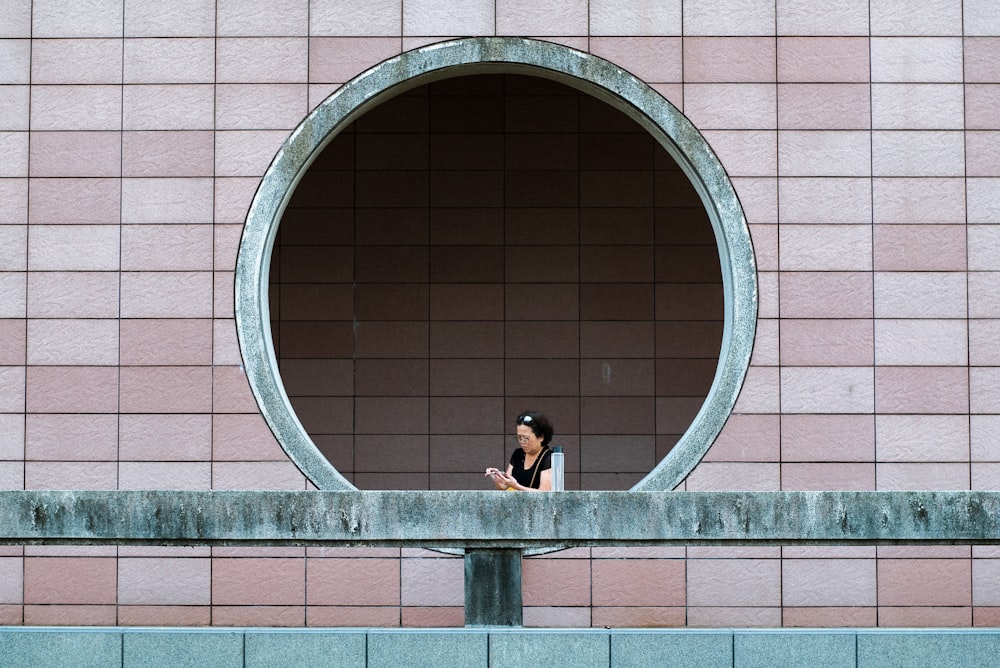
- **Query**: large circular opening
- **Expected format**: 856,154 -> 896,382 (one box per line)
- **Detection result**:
236,38 -> 756,492
270,73 -> 723,490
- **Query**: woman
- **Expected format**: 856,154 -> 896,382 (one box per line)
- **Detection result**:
485,412 -> 553,491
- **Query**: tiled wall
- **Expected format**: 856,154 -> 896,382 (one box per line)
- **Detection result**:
1,0 -> 999,628
271,74 -> 722,490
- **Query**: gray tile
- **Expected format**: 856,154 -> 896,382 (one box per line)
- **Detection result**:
490,630 -> 610,668
858,631 -> 1000,668
0,630 -> 121,668
612,630 -> 732,668
735,631 -> 855,668
123,630 -> 243,668
368,630 -> 488,668
246,631 -> 366,668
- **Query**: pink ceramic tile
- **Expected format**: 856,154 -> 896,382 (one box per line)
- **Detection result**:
873,225 -> 966,271
878,558 -> 971,606
871,0 -> 963,36
779,177 -> 871,225
782,558 -> 876,606
31,38 -> 122,84
966,0 -> 1000,35
870,37 -> 964,83
967,85 -> 1000,130
702,129 -> 776,176
0,226 -> 25,271
972,416 -> 1000,462
0,557 -> 21,602
211,461 -> 306,490
120,366 -> 213,413
125,0 -> 216,37
777,37 -> 870,83
0,178 -> 27,223
0,413 -> 24,459
123,84 -> 215,131
496,0 -> 588,36
687,606 -> 781,628
27,271 -> 119,318
313,0 -> 401,36
218,37 -> 310,83
781,415 -> 875,462
972,367 -> 1000,415
0,273 -> 25,319
122,130 -> 214,177
778,130 -> 871,177
117,606 -> 212,626
212,557 -> 305,605
874,272 -> 967,318
215,84 -> 308,130
306,605 -> 400,627
779,224 -> 872,271
687,558 -> 781,606
24,605 -> 117,626
970,226 -> 1000,271
25,556 -> 116,604
120,271 -> 213,318
684,0 -> 774,36
684,462 -> 781,491
783,607 -> 877,627
731,366 -> 780,414
876,415 -> 970,462
780,367 -> 875,414
0,461 -> 23,488
871,83 -> 964,130
217,0 -> 309,36
0,1 -> 31,37
26,366 -> 118,413
971,273 -> 1000,319
213,364 -> 261,413
120,318 -> 213,366
26,318 -> 118,366
122,177 -> 214,225
591,606 -> 685,627
684,84 -> 776,129
973,463 -> 1000,490
0,85 -> 28,131
965,38 -> 1000,83
590,0 -> 680,36
970,319 -> 1000,366
704,414 -> 780,462
875,366 -> 968,414
212,319 -> 241,366
29,177 -> 120,225
119,462 -> 212,489
29,131 -> 121,177
400,558 -> 464,606
401,607 -> 464,627
591,559 -> 684,607
214,271 -> 235,318
118,557 -> 211,605
307,558 -> 400,606
33,0 -> 123,37
873,130 -> 965,177
0,132 -> 27,177
778,271 -> 871,318
873,177 -> 966,225
776,0 -> 869,36
121,224 -> 213,271
590,38 -> 682,83
213,605 -> 305,627
522,606 -> 592,628
30,84 -> 121,131
880,606 -> 972,627
120,413 -> 211,461
732,177 -> 777,226
874,319 -> 968,366
402,0 -> 491,36
683,37 -> 775,83
28,225 -> 119,271
778,83 -> 871,130
123,38 -> 215,84
968,131 -> 1000,177
0,40 -> 29,84
781,462 -> 875,490
215,130 -> 289,177
779,319 -> 874,366
309,38 -> 401,84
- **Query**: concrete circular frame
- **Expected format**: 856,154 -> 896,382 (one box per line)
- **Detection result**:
236,37 -> 757,493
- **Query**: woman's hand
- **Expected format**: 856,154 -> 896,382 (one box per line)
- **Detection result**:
485,467 -> 511,490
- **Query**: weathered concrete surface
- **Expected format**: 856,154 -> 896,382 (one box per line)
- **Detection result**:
464,549 -> 523,627
1,490 -> 999,548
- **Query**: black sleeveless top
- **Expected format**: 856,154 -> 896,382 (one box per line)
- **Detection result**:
509,447 -> 552,488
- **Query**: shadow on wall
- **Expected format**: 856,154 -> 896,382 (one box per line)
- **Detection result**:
269,74 -> 723,491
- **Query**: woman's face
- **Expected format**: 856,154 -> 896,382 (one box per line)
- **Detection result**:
516,424 -> 543,455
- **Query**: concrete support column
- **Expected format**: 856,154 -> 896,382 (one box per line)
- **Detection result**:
464,548 -> 522,627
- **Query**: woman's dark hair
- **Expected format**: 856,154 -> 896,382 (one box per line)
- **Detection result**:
516,411 -> 554,447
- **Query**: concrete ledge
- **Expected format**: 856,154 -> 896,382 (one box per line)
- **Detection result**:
3,628 -> 1000,667
1,490 -> 998,548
